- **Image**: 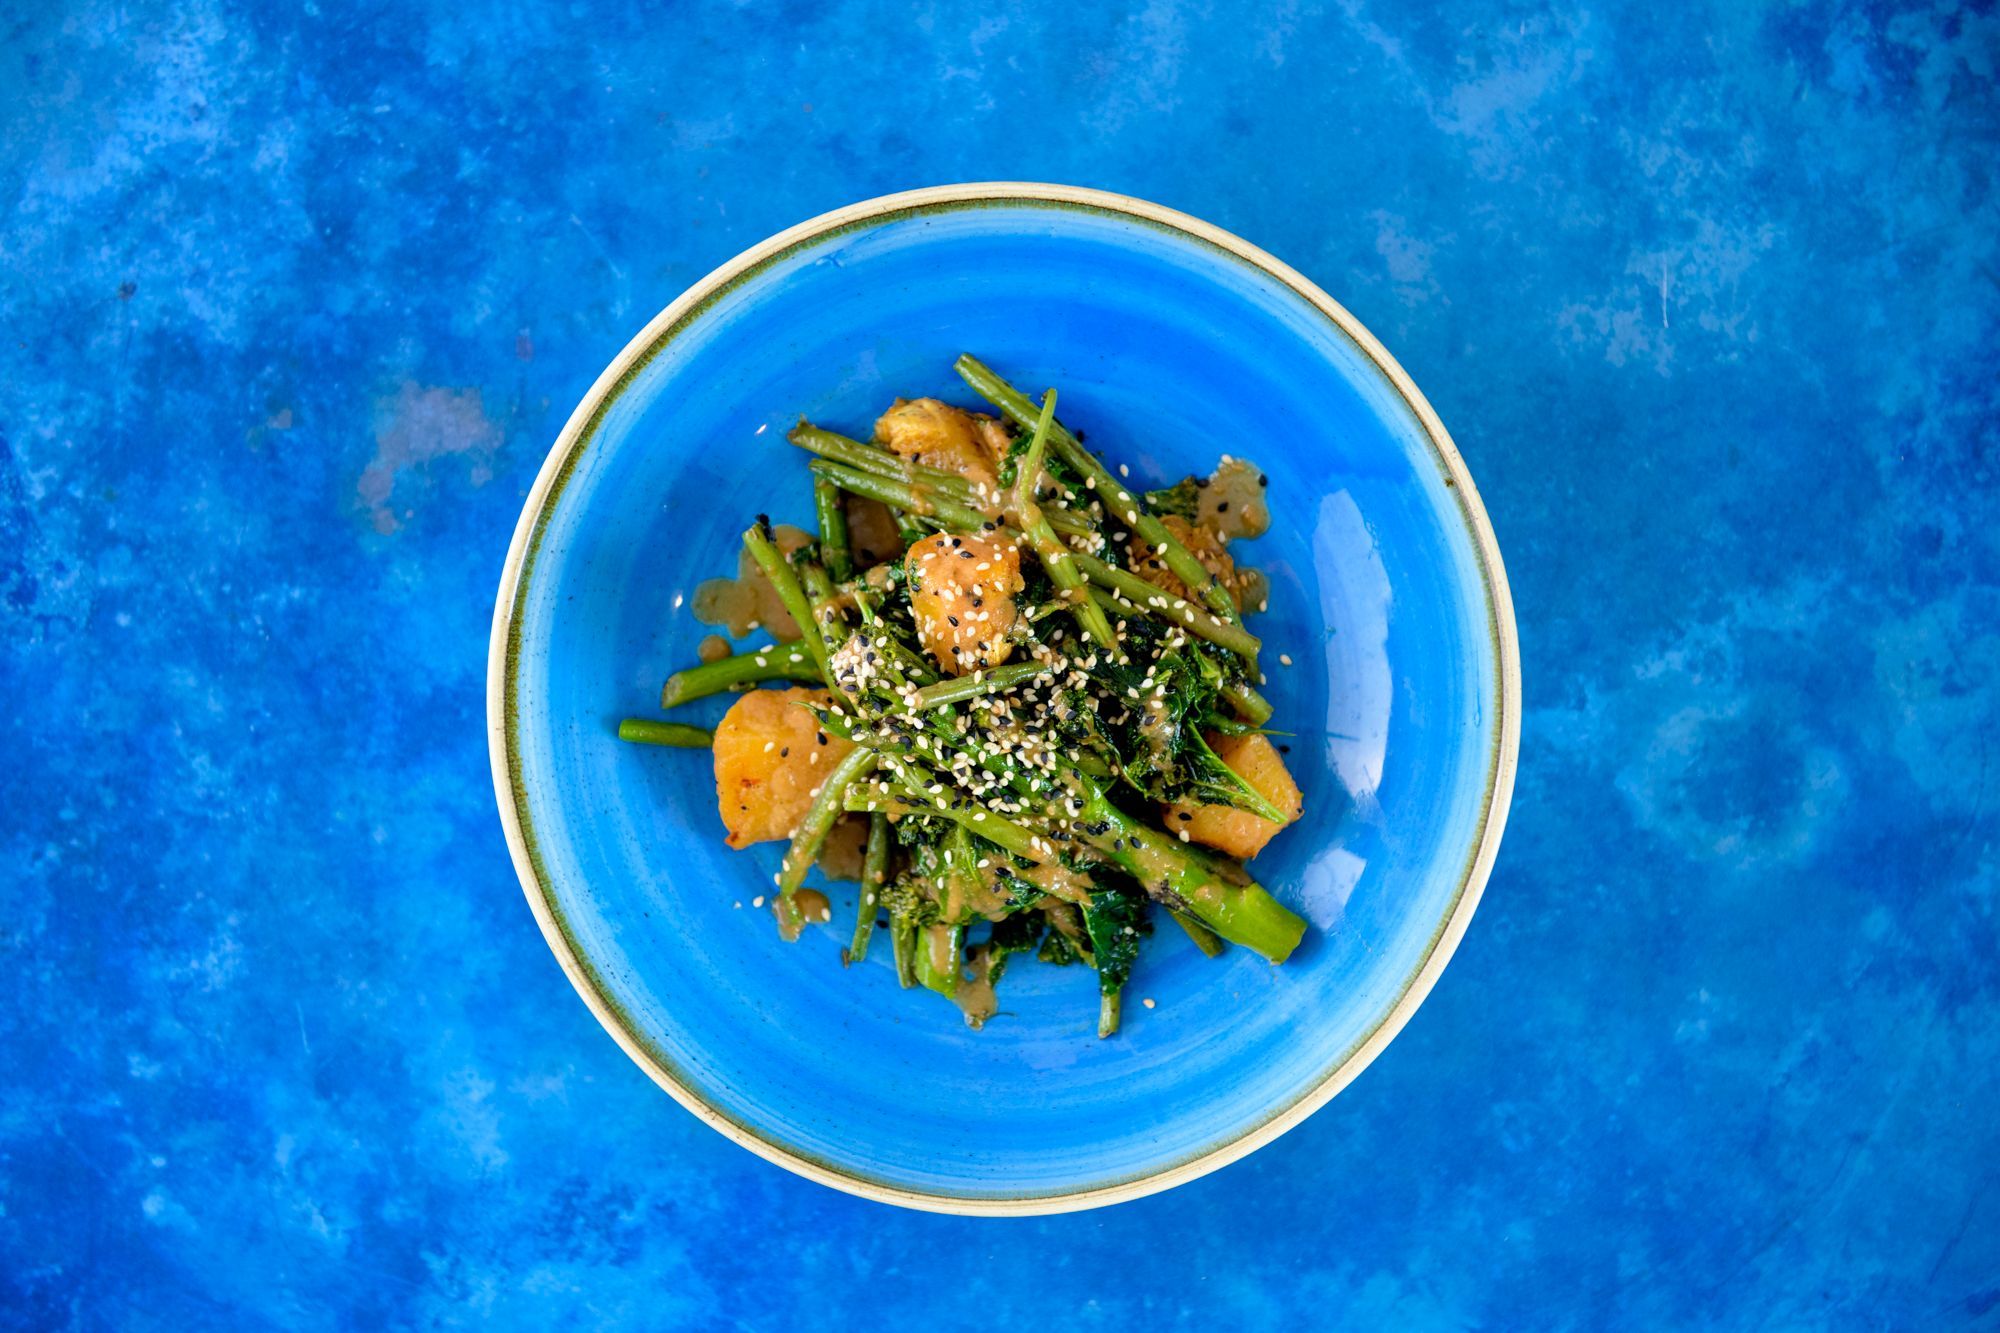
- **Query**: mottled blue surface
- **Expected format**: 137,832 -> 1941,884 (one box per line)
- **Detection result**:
2,0 -> 1995,1326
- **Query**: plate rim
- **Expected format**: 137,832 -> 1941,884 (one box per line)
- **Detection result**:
485,181 -> 1522,1215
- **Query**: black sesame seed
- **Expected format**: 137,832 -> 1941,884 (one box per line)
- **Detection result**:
1258,473 -> 1269,487
1217,501 -> 1230,513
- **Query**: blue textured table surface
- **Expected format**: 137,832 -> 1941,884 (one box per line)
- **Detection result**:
5,2 -> 1997,1327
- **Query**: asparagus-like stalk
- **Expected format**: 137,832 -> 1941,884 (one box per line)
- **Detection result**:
1170,909 -> 1228,957
955,355 -> 1250,644
914,922 -> 965,997
890,916 -> 919,988
616,718 -> 712,747
1098,991 -> 1122,1040
1221,679 -> 1275,727
660,643 -> 819,707
798,559 -> 851,650
790,424 -> 1095,539
743,519 -> 834,692
813,477 -> 853,583
1061,772 -> 1306,963
842,786 -> 1048,864
1007,390 -> 1118,653
773,746 -> 876,939
909,661 -> 1051,710
844,812 -> 890,966
1070,549 -> 1262,660
808,460 -> 990,531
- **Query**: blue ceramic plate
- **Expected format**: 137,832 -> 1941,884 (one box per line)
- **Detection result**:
487,184 -> 1519,1214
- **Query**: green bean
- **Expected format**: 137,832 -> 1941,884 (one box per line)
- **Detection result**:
616,718 -> 712,747
807,461 -> 991,532
798,559 -> 851,650
844,812 -> 890,966
890,916 -> 919,988
744,519 -> 834,694
660,643 -> 819,707
774,746 -> 877,936
909,662 -> 1051,710
1009,391 -> 1118,653
841,785 -> 1048,864
1098,992 -> 1122,1040
813,477 -> 853,583
1069,549 -> 1262,660
790,424 -> 1096,539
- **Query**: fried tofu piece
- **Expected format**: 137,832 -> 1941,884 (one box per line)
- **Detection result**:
712,687 -> 853,849
905,532 -> 1024,675
874,398 -> 1006,487
1166,732 -> 1302,860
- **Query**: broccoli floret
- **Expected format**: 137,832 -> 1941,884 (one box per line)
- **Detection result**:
1142,476 -> 1202,519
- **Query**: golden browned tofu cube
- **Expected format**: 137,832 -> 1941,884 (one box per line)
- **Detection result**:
712,687 -> 853,849
1166,732 -> 1303,860
874,398 -> 1004,487
905,532 -> 1024,675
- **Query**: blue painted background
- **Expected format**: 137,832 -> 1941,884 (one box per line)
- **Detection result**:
3,0 -> 1996,1327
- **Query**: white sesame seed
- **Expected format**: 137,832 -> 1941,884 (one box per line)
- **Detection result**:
1178,830 -> 1190,843
1142,997 -> 1156,1009
752,895 -> 765,907
1280,653 -> 1293,666
1119,464 -> 1130,478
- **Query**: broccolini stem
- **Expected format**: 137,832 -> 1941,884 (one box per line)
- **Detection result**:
909,661 -> 1052,710
890,916 -> 919,988
1169,909 -> 1227,958
1070,549 -> 1262,660
954,355 -> 1251,644
1010,390 -> 1119,653
1098,991 -> 1122,1039
843,812 -> 890,966
774,746 -> 877,938
1011,388 -> 1057,518
807,460 -> 990,531
743,520 -> 835,694
1063,773 -> 1306,963
914,922 -> 965,997
1220,679 -> 1275,727
813,477 -> 853,583
790,424 -> 1095,538
616,718 -> 712,747
660,643 -> 819,707
841,783 -> 1049,864
798,560 -> 851,649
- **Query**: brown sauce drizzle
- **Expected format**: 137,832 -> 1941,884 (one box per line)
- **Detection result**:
1199,456 -> 1270,541
692,523 -> 812,639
